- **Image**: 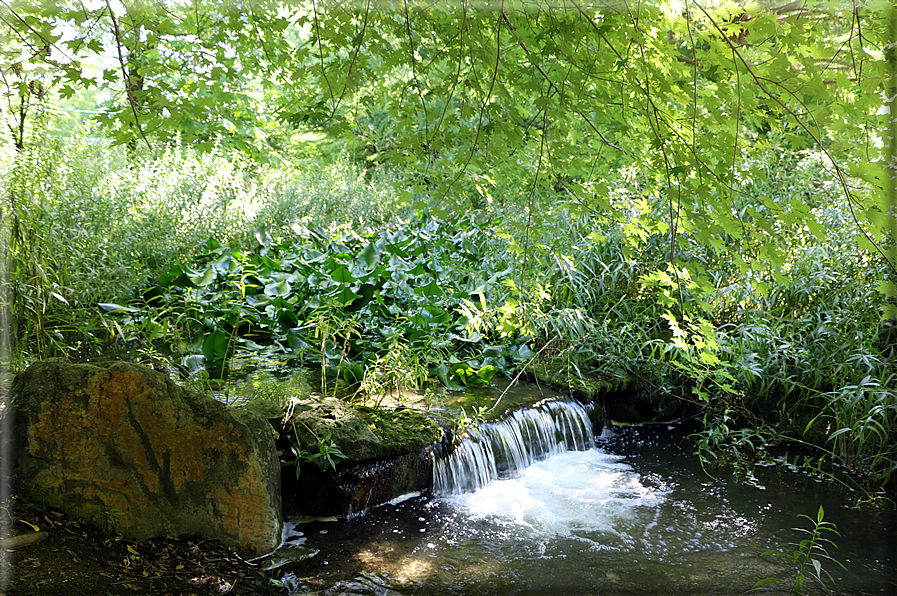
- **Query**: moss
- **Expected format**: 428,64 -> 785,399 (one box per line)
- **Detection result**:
527,362 -> 629,402
355,406 -> 443,455
284,399 -> 442,462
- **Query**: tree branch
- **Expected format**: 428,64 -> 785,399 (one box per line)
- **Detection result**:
404,0 -> 429,140
328,0 -> 370,119
500,11 -> 622,152
106,0 -> 151,151
429,0 -> 467,158
312,0 -> 334,108
442,1 -> 504,201
693,0 -> 897,277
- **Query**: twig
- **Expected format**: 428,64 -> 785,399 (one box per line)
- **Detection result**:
105,0 -> 151,151
693,0 -> 897,278
489,336 -> 557,414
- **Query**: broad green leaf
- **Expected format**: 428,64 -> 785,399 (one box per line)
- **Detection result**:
330,265 -> 356,284
333,286 -> 361,307
213,253 -> 235,275
202,329 -> 230,364
358,242 -> 380,270
99,303 -> 139,314
418,280 -> 444,297
188,267 -> 217,287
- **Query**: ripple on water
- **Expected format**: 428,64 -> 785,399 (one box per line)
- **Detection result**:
278,424 -> 897,595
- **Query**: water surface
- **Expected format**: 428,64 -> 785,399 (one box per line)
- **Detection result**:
276,412 -> 897,595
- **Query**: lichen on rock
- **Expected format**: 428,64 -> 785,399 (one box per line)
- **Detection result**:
8,359 -> 282,556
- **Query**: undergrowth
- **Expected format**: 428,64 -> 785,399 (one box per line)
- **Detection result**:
4,129 -> 404,365
5,130 -> 895,495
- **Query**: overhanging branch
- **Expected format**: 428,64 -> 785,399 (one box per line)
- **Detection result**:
106,0 -> 151,151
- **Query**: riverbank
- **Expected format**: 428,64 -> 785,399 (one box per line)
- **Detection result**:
1,495 -> 281,596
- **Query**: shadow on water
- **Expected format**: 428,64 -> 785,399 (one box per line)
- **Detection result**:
266,380 -> 896,595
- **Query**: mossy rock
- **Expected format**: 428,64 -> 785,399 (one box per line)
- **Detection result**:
527,362 -> 629,402
284,398 -> 442,463
356,406 -> 443,455
240,399 -> 285,423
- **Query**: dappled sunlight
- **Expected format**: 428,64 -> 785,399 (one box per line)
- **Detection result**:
5,3 -> 895,596
391,556 -> 435,584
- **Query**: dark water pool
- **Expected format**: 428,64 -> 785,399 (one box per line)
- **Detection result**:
273,422 -> 897,595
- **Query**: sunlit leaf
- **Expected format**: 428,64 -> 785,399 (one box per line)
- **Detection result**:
188,267 -> 217,287
99,303 -> 139,314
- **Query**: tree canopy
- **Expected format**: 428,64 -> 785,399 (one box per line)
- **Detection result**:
3,1 -> 897,494
2,0 -> 895,288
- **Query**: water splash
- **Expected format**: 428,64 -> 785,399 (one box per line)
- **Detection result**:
433,399 -> 596,495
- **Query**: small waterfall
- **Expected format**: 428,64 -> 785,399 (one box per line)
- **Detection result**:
434,399 -> 597,495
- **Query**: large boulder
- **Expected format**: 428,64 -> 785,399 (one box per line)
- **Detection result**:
8,359 -> 282,556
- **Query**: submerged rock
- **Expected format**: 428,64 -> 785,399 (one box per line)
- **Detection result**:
8,359 -> 282,556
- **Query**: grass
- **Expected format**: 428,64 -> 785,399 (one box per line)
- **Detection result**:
5,129 -> 405,365
4,126 -> 895,492
749,506 -> 845,595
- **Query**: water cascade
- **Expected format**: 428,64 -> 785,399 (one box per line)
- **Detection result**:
433,398 -> 596,495
277,386 -> 897,594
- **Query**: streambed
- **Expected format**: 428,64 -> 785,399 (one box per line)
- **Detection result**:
272,382 -> 897,595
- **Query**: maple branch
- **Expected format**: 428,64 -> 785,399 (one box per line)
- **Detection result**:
501,11 -> 622,152
106,0 -> 151,151
329,0 -> 370,119
429,0 -> 466,155
693,0 -> 897,278
442,1 -> 503,200
404,0 -> 429,139
312,0 -> 334,107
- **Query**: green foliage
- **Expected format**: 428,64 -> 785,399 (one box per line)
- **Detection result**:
5,0 -> 893,285
4,134 -> 402,365
282,430 -> 346,479
235,371 -> 309,408
1,0 -> 295,156
358,337 -> 429,402
275,0 -> 893,280
306,432 -> 347,474
450,363 -> 496,388
452,405 -> 488,447
750,506 -> 844,595
104,215 -> 528,397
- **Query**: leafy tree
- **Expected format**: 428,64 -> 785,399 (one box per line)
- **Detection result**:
1,0 -> 894,283
277,0 -> 896,281
0,0 -> 296,157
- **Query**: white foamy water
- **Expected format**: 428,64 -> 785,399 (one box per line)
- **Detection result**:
433,399 -> 596,495
280,408 -> 897,595
443,448 -> 669,551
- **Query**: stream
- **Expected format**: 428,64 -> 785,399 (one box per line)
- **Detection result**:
268,381 -> 896,595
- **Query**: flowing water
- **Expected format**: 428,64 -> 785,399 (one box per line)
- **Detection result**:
273,384 -> 897,595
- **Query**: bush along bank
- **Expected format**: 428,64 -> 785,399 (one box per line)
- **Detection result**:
93,211 -> 896,503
